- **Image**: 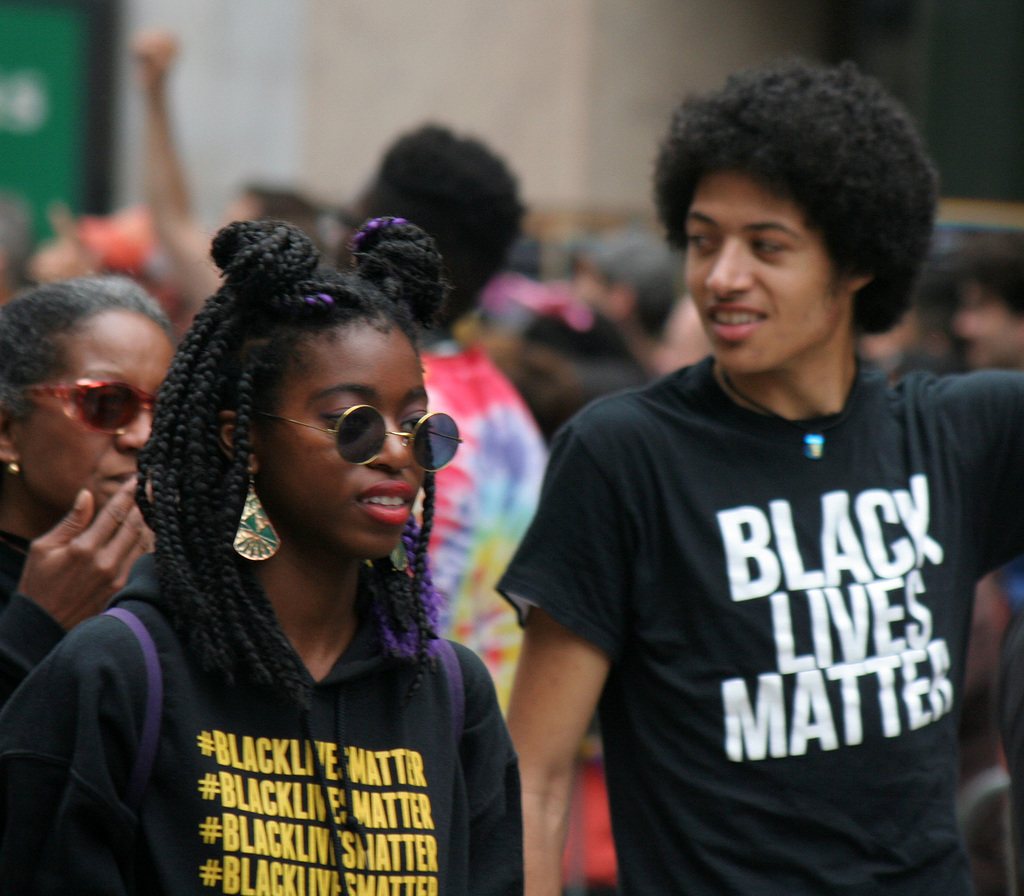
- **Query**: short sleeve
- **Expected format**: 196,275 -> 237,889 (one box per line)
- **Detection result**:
498,419 -> 635,661
921,370 -> 1024,571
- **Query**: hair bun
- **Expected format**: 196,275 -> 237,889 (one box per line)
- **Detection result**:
350,217 -> 449,327
211,220 -> 321,311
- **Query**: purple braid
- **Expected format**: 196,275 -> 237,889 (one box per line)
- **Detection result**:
368,516 -> 445,658
350,217 -> 409,253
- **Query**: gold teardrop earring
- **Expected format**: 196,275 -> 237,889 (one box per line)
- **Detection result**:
5,462 -> 19,475
233,471 -> 280,561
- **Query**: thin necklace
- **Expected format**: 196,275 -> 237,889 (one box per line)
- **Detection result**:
718,367 -> 857,460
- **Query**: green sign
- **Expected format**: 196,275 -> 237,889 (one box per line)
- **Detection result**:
0,0 -> 115,240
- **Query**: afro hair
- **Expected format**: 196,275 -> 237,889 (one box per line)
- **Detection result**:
654,57 -> 938,334
360,124 -> 525,324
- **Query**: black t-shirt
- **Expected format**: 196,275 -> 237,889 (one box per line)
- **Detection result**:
500,357 -> 1024,895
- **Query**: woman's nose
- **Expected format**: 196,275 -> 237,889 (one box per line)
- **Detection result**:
372,427 -> 415,470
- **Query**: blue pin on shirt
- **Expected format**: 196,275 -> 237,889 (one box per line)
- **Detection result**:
804,432 -> 825,459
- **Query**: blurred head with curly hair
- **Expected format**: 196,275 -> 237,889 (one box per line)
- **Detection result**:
654,57 -> 938,335
952,228 -> 1024,370
352,123 -> 525,326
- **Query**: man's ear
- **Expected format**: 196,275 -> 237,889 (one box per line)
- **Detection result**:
846,271 -> 875,297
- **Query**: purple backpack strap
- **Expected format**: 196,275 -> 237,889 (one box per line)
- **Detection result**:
104,607 -> 163,812
437,639 -> 464,742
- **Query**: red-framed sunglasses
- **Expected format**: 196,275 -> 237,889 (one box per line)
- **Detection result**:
27,380 -> 157,434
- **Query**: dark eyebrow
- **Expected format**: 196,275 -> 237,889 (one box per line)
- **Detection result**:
308,383 -> 429,405
686,210 -> 801,240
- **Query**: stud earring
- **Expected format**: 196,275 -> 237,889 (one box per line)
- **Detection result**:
5,462 -> 19,475
233,476 -> 279,560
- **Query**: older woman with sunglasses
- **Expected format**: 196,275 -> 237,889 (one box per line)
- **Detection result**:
0,276 -> 174,706
0,219 -> 520,895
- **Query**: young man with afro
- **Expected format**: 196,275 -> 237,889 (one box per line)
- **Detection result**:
500,58 -> 1024,895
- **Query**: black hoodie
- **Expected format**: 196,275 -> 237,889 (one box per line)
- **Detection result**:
0,555 -> 523,895
0,534 -> 66,707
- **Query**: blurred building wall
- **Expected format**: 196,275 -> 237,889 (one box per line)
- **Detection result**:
300,0 -> 829,217
115,0 -> 309,231
115,0 -> 829,228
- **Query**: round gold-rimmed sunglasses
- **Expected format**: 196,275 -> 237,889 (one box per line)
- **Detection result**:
261,404 -> 461,472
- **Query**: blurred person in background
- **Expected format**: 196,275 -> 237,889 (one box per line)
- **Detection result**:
344,123 -> 548,710
570,227 -> 684,378
26,204 -> 186,321
481,265 -> 710,444
132,29 -> 333,328
858,243 -> 966,384
487,296 -> 646,444
650,292 -> 712,376
0,275 -> 174,706
952,229 -> 1024,372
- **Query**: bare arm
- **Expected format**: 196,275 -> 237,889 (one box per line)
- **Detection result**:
506,607 -> 611,896
132,29 -> 220,316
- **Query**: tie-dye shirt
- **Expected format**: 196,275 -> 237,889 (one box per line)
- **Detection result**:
424,342 -> 547,708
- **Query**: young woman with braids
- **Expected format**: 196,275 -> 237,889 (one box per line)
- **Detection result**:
0,218 -> 522,895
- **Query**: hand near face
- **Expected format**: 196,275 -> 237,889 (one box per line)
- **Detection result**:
16,479 -> 153,631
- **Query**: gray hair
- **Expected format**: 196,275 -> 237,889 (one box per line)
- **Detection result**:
0,275 -> 174,417
578,229 -> 682,336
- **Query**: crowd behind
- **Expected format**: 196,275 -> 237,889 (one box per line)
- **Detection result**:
0,27 -> 1024,896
